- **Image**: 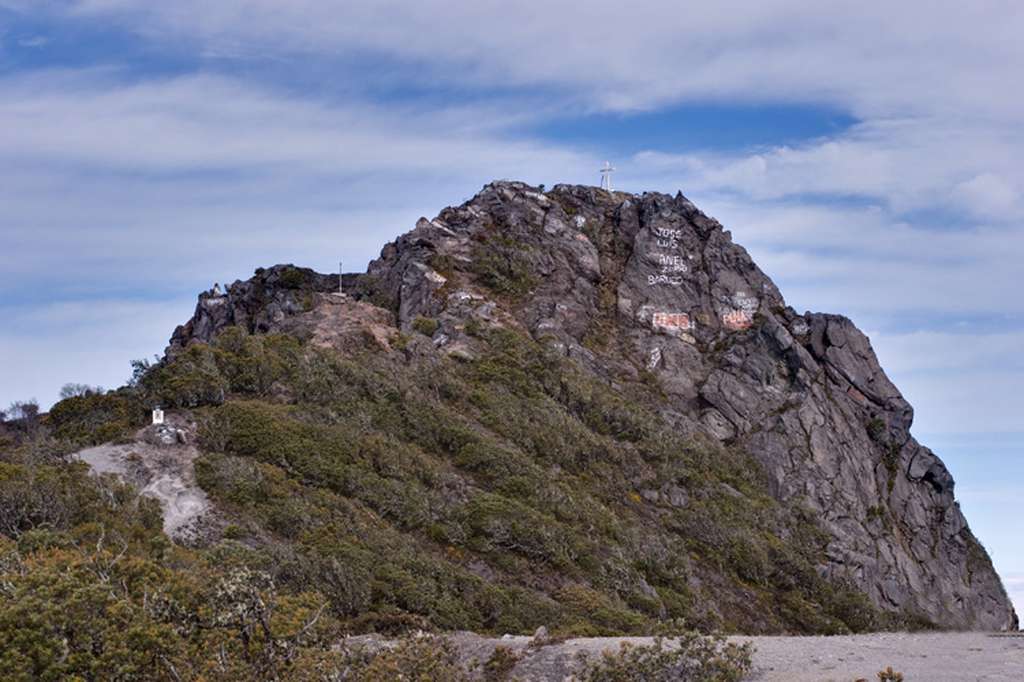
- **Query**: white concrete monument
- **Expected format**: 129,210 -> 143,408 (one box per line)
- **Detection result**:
600,161 -> 615,191
152,408 -> 165,426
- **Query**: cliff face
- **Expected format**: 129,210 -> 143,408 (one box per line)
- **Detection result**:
171,180 -> 1016,630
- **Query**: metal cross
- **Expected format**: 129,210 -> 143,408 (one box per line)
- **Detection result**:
599,161 -> 615,191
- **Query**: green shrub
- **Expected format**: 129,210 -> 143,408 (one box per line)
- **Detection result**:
135,330 -> 304,408
470,234 -> 536,297
882,443 -> 901,494
0,462 -> 160,538
556,584 -> 648,636
213,327 -> 302,395
139,345 -> 228,407
335,634 -> 472,681
412,316 -> 440,336
33,322 -> 888,640
824,582 -> 880,633
482,645 -> 521,679
428,253 -> 457,278
46,392 -> 145,446
279,266 -> 309,289
866,417 -> 886,442
0,539 -> 343,682
575,632 -> 753,682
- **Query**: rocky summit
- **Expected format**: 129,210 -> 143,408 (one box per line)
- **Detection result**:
163,180 -> 1014,632
7,179 -> 1015,680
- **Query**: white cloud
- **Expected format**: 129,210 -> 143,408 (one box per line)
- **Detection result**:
0,68 -> 602,413
2,61 -> 1022,422
871,330 -> 1024,375
47,2 -> 1024,121
0,70 -> 597,297
952,173 -> 1020,218
632,118 -> 1024,222
0,70 -> 585,175
2,3 -> 1021,423
666,197 -> 1024,322
0,69 -> 603,410
0,298 -> 194,408
14,35 -> 48,48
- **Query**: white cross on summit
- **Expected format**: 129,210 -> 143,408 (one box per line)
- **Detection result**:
599,161 -> 615,191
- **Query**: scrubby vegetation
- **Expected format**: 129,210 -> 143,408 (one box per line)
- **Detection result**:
470,231 -> 537,298
278,266 -> 310,290
47,392 -> 146,446
334,635 -> 473,681
412,316 -> 440,336
575,633 -> 753,682
877,666 -> 905,681
0,311 -> 909,676
0,461 -> 341,680
7,324 -> 886,635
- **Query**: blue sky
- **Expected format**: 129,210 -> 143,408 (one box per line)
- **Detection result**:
1,1 -> 1021,615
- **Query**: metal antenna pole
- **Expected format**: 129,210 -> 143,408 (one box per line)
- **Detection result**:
339,260 -> 343,294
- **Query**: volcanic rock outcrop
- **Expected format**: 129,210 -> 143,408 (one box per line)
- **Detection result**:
170,180 -> 1016,630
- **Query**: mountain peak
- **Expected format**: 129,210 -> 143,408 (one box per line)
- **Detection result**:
163,180 -> 1015,631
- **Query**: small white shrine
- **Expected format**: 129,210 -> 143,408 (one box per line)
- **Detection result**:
152,408 -> 165,425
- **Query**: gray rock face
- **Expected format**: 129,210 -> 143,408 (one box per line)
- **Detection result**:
362,181 -> 1016,630
168,264 -> 339,355
170,180 -> 1017,630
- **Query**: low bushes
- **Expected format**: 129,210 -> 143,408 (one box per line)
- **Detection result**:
46,392 -> 146,446
470,233 -> 537,298
576,632 -> 753,682
19,324 -> 888,638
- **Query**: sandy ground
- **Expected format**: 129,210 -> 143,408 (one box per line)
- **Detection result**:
736,632 -> 1023,681
439,631 -> 1024,680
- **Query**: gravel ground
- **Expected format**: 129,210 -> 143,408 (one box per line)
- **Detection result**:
441,631 -> 1024,681
734,632 -> 1024,681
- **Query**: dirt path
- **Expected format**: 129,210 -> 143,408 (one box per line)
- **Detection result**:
441,631 -> 1024,681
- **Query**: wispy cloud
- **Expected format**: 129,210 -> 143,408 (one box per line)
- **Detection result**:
626,125 -> 1024,439
16,35 -> 48,48
43,3 -> 1016,118
635,119 -> 1024,221
0,69 -> 596,299
0,70 -> 586,174
1,2 -> 1020,400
